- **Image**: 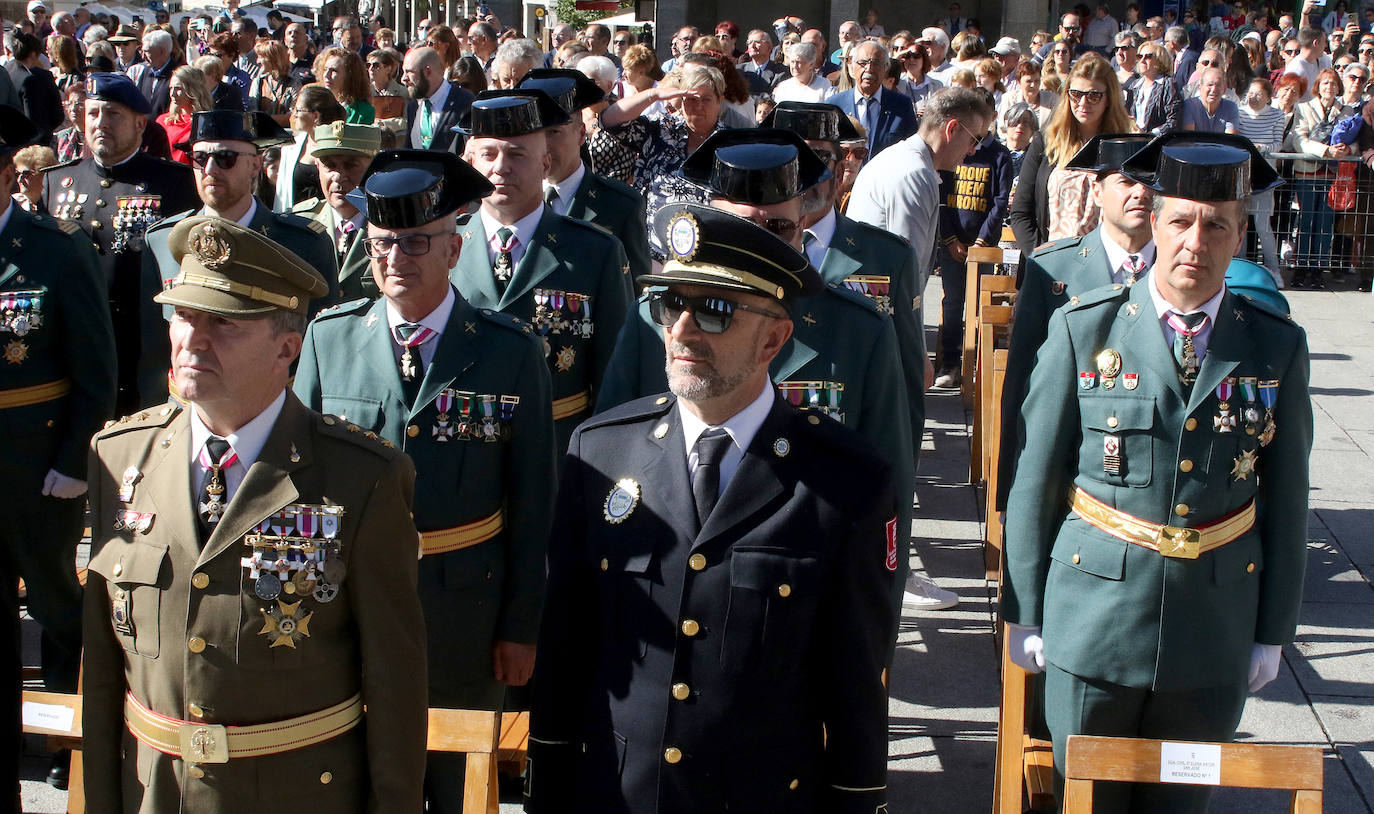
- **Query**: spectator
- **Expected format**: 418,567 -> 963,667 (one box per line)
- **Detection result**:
801,29 -> 840,76
1166,24 -> 1197,85
773,40 -> 833,102
679,46 -> 754,128
1284,28 -> 1329,101
895,42 -> 944,117
208,32 -> 250,108
107,24 -> 141,71
832,41 -> 920,159
374,27 -> 397,50
990,36 -> 1022,79
127,28 -> 176,115
554,40 -> 589,68
274,82 -> 345,209
1241,36 -> 1267,77
366,46 -> 404,97
1085,3 -> 1120,52
1182,66 -> 1240,130
611,30 -> 634,62
250,39 -> 302,124
12,143 -> 55,213
7,32 -> 63,141
491,37 -> 542,88
1324,0 -> 1352,34
618,44 -> 662,104
581,23 -> 621,67
46,34 -> 80,83
1002,101 -> 1039,196
975,56 -> 1005,105
451,54 -> 489,94
157,65 -> 212,164
332,14 -> 374,57
921,27 -> 954,81
1113,31 -> 1139,86
285,22 -> 315,84
1126,40 -> 1182,132
53,75 -> 84,160
313,45 -> 374,123
1004,59 -> 1059,130
1044,40 -> 1074,89
579,54 -> 619,98
1291,67 -> 1348,286
740,29 -> 787,89
860,8 -> 886,38
1339,61 -> 1369,114
1237,76 -> 1287,278
661,26 -> 699,73
424,24 -> 460,76
466,20 -> 498,76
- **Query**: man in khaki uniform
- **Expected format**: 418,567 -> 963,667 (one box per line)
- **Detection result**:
81,216 -> 427,813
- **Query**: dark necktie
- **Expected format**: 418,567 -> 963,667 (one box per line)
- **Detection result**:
692,429 -> 733,529
197,437 -> 235,545
494,227 -> 515,294
544,186 -> 559,208
1168,311 -> 1210,385
1123,254 -> 1145,285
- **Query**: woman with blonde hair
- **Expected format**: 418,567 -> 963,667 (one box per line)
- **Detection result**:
158,65 -> 214,164
1010,52 -> 1134,256
250,39 -> 301,123
12,144 -> 57,213
1124,40 -> 1180,133
617,44 -> 663,99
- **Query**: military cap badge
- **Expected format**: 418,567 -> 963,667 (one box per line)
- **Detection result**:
189,221 -> 233,269
666,211 -> 699,262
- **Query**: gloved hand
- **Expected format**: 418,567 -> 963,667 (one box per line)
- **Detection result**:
1006,622 -> 1045,674
1249,643 -> 1281,692
42,469 -> 87,500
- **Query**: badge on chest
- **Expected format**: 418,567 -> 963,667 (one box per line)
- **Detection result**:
241,504 -> 346,649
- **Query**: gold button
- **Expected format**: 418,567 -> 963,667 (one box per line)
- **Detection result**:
655,396 -> 668,405
1247,562 -> 1256,573
671,683 -> 690,700
188,703 -> 204,718
1175,503 -> 1190,517
114,589 -> 127,600
1072,553 -> 1081,564
187,636 -> 206,653
320,771 -> 333,784
1179,459 -> 1194,473
777,583 -> 791,598
807,415 -> 820,425
789,779 -> 800,790
112,562 -> 123,577
599,558 -> 609,571
688,554 -> 706,571
1106,416 -> 1119,428
188,765 -> 205,779
407,424 -> 419,437
1185,417 -> 1198,431
192,573 -> 209,589
664,747 -> 682,764
680,619 -> 700,637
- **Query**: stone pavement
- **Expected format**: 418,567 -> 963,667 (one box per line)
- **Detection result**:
19,278 -> 1374,813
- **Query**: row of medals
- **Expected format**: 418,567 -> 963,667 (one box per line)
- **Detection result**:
532,290 -> 594,341
842,276 -> 895,315
432,391 -> 519,442
241,506 -> 346,605
2,290 -> 44,336
1096,350 -> 1277,442
779,380 -> 846,423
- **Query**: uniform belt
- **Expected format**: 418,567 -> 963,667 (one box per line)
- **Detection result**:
551,390 -> 589,421
0,378 -> 71,409
419,508 -> 504,557
124,692 -> 362,764
1069,487 -> 1256,559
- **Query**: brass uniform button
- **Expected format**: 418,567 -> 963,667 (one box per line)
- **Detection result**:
1106,416 -> 1119,428
187,636 -> 206,653
320,771 -> 333,784
188,703 -> 204,718
192,573 -> 209,589
655,396 -> 669,405
1072,553 -> 1081,564
680,619 -> 700,637
1185,417 -> 1198,431
688,554 -> 706,571
188,765 -> 205,779
777,583 -> 791,598
1174,503 -> 1190,517
407,424 -> 419,437
807,415 -> 820,425
1179,459 -> 1194,473
664,747 -> 682,764
599,558 -> 609,571
671,683 -> 690,700
112,562 -> 123,577
789,779 -> 800,790
1246,562 -> 1256,573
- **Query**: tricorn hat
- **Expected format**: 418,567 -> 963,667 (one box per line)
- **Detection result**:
762,101 -> 862,143
453,89 -> 571,137
1120,132 -> 1282,200
679,128 -> 833,205
362,149 -> 494,229
516,68 -> 605,113
1065,133 -> 1153,176
174,110 -> 293,152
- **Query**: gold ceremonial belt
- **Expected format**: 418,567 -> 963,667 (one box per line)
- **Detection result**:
420,508 -> 504,557
552,390 -> 589,421
1069,488 -> 1256,560
0,378 -> 71,409
124,692 -> 362,764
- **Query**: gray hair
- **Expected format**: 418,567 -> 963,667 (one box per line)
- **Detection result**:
143,29 -> 174,53
493,38 -> 542,75
667,63 -> 725,96
1165,25 -> 1188,47
1002,100 -> 1039,131
1114,30 -> 1136,47
919,86 -> 995,135
86,39 -> 114,62
268,309 -> 307,337
789,40 -> 818,63
921,27 -> 950,50
578,55 -> 618,87
83,24 -> 108,45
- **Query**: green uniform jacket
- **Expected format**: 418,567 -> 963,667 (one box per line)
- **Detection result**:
1001,280 -> 1312,691
82,394 -> 427,814
0,209 -> 115,481
451,206 -> 633,452
294,292 -> 556,705
287,196 -> 358,305
334,226 -> 375,303
563,168 -> 652,283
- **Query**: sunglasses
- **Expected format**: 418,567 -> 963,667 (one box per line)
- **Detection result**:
1283,48 -> 1299,55
363,231 -> 446,257
843,145 -> 869,160
16,169 -> 38,183
1067,87 -> 1106,103
1360,47 -> 1374,54
1053,48 -> 1071,55
190,149 -> 254,170
1064,25 -> 1081,32
647,291 -> 783,334
740,215 -> 799,240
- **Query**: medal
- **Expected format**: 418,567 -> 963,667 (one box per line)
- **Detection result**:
118,466 -> 141,502
433,389 -> 455,442
254,572 -> 282,600
533,289 -> 551,330
1122,373 -> 1139,390
3,339 -> 27,364
480,394 -> 498,442
1239,376 -> 1260,434
296,506 -> 318,538
258,599 -> 313,649
1258,379 -> 1278,446
291,566 -> 317,596
456,391 -> 474,439
323,553 -> 346,584
1231,448 -> 1258,481
1103,434 -> 1122,477
313,581 -> 339,603
555,345 -> 576,372
1096,348 -> 1121,389
1214,377 -> 1236,433
499,395 -> 519,440
603,478 -> 641,524
321,505 -> 341,539
1079,371 -> 1096,390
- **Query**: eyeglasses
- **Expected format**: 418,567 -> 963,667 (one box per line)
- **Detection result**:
1066,87 -> 1106,103
363,232 -> 448,257
190,149 -> 254,170
852,58 -> 881,68
955,117 -> 985,147
1283,48 -> 1299,55
843,145 -> 869,160
1063,25 -> 1081,32
1053,47 -> 1071,55
741,215 -> 799,240
647,291 -> 783,334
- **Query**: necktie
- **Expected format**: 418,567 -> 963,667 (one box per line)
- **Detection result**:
494,227 -> 516,294
861,96 -> 877,146
1122,254 -> 1145,285
692,428 -> 733,529
337,219 -> 358,257
803,230 -> 821,267
197,437 -> 236,545
544,185 -> 560,208
394,322 -> 435,382
1167,311 -> 1209,385
420,98 -> 434,148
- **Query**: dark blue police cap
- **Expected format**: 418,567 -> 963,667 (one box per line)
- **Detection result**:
85,73 -> 151,115
174,110 -> 293,152
1065,133 -> 1153,176
761,101 -> 861,143
679,129 -> 833,206
453,89 -> 571,137
642,203 -> 823,304
516,68 -> 605,114
0,104 -> 39,159
361,149 -> 494,229
1121,132 -> 1282,200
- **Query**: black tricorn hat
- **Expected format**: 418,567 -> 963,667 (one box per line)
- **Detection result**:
362,150 -> 494,229
642,203 -> 824,304
761,101 -> 861,143
0,104 -> 39,159
516,68 -> 605,113
1065,133 -> 1153,176
174,110 -> 293,152
1120,132 -> 1282,200
453,89 -> 572,136
679,128 -> 833,205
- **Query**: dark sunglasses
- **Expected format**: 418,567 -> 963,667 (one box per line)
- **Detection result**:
743,215 -> 800,240
843,145 -> 870,160
190,149 -> 253,170
1066,88 -> 1106,103
363,231 -> 445,257
647,291 -> 783,333
1064,25 -> 1081,32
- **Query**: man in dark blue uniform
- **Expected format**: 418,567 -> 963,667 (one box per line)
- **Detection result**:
528,204 -> 896,814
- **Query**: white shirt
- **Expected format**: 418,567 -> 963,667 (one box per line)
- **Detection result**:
331,206 -> 366,241
852,86 -> 885,129
678,379 -> 773,498
803,207 -> 838,268
481,204 -> 544,271
189,389 -> 287,501
201,198 -> 258,227
410,79 -> 451,148
1099,231 -> 1156,286
1148,272 -> 1225,361
848,132 -> 939,297
771,73 -> 835,104
385,284 -> 456,368
543,160 -> 587,218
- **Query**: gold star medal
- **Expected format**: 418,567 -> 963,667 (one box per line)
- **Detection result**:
259,599 -> 313,648
3,339 -> 27,364
1230,448 -> 1258,481
554,346 -> 576,372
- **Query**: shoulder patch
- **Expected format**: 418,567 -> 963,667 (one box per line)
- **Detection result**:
312,297 -> 372,320
304,218 -> 327,234
478,308 -> 529,333
455,213 -> 475,228
56,219 -> 81,235
578,392 -> 674,432
1237,291 -> 1295,323
96,403 -> 181,438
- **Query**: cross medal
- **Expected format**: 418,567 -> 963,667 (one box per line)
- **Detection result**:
200,466 -> 226,523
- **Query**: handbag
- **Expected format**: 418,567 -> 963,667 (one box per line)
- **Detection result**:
1329,161 -> 1358,211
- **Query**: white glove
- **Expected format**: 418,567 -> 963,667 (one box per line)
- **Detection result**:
42,469 -> 87,500
1006,622 -> 1045,674
1248,643 -> 1281,693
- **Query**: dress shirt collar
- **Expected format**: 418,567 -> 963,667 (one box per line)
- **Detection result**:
424,78 -> 450,110
189,388 -> 287,475
481,202 -> 543,250
201,198 -> 258,228
1098,230 -> 1155,285
1148,270 -> 1226,356
544,160 -> 587,217
804,207 -> 838,267
679,379 -> 775,493
331,204 -> 365,233
857,85 -> 883,105
385,283 -> 456,340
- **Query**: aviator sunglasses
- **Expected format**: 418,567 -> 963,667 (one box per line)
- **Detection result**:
648,291 -> 784,334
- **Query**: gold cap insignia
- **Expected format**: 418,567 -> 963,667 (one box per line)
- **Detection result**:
189,221 -> 233,269
666,210 -> 699,262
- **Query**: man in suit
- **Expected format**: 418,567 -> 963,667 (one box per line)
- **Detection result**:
1167,25 -> 1198,87
454,89 -> 632,452
517,69 -> 652,282
295,150 -> 555,814
996,134 -> 1155,511
0,106 -> 115,792
739,29 -> 788,89
6,33 -> 62,143
145,111 -> 338,398
82,216 -> 427,813
830,42 -> 919,162
402,46 -> 474,153
125,28 -> 176,116
287,122 -> 380,297
1002,133 -> 1311,811
43,73 -> 198,413
527,203 -> 896,814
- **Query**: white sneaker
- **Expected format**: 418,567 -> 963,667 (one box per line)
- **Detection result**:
933,371 -> 959,389
902,573 -> 960,610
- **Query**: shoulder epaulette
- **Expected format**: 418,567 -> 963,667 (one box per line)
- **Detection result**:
822,281 -> 885,317
304,218 -> 327,234
312,297 -> 371,319
290,197 -> 322,213
1064,282 -> 1128,311
97,403 -> 180,437
476,307 -> 531,334
555,214 -> 616,243
31,213 -> 82,236
579,393 -> 674,431
1032,235 -> 1083,257
1236,292 -> 1295,323
47,157 -> 81,173
845,217 -> 912,248
317,413 -> 402,454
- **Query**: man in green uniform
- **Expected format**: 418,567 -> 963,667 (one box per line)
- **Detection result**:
516,68 -> 652,282
0,104 -> 115,791
82,216 -> 427,813
1002,133 -> 1312,812
452,89 -> 632,452
294,150 -> 557,814
287,122 -> 381,301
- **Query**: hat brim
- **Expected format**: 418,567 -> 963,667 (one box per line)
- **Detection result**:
640,266 -> 790,303
310,144 -> 377,158
153,286 -> 279,319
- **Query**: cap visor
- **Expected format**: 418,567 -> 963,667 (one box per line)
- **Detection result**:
639,269 -> 782,300
153,286 -> 278,318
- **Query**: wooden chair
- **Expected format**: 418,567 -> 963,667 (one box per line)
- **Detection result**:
1063,735 -> 1324,813
971,289 -> 1014,487
427,708 -> 502,814
21,689 -> 85,813
960,246 -> 1008,408
992,630 -> 1056,814
498,711 -> 530,775
981,346 -> 1010,580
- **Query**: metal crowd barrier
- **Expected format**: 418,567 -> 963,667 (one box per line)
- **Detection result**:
1247,153 -> 1373,276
